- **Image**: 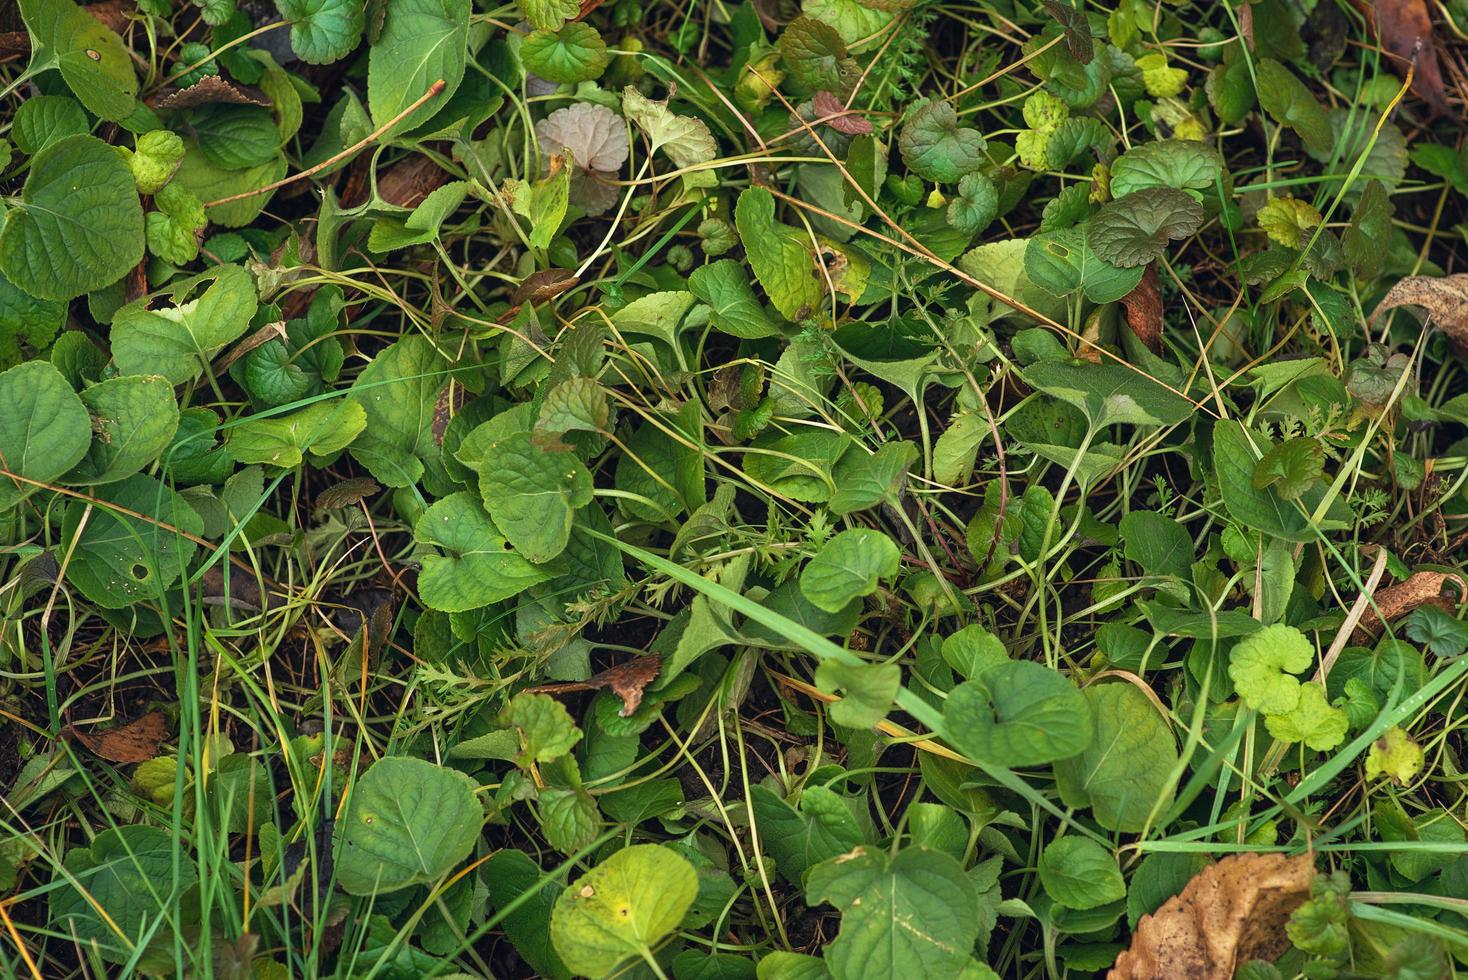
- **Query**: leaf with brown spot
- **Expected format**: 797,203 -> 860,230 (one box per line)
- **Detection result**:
1121,265 -> 1164,352
1359,0 -> 1453,117
1109,852 -> 1315,980
65,711 -> 169,763
1350,570 -> 1467,644
1371,274 -> 1468,358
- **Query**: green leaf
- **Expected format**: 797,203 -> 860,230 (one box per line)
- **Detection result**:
800,528 -> 900,613
1022,359 -> 1192,427
932,413 -> 985,486
814,659 -> 901,729
806,845 -> 980,980
188,105 -> 281,169
485,850 -> 572,979
337,756 -> 483,895
778,16 -> 857,95
1109,139 -> 1225,199
507,167 -> 568,252
0,360 -> 91,512
20,0 -> 138,121
173,140 -> 286,228
145,182 -> 207,265
1038,837 -> 1125,911
64,375 -> 180,485
550,844 -> 698,978
522,23 -> 609,84
1255,59 -> 1332,157
61,474 -> 203,608
0,134 -> 143,301
943,660 -> 1092,766
1342,180 -> 1392,281
111,265 -> 258,383
539,786 -> 601,853
478,431 -> 593,562
227,399 -> 366,468
688,259 -> 782,339
749,785 -> 867,883
1054,683 -> 1178,832
941,624 -> 1007,680
946,171 -> 998,235
1251,436 -> 1323,500
506,692 -> 582,766
1228,623 -> 1313,715
11,95 -> 89,155
1024,226 -> 1143,304
828,440 -> 918,515
1404,605 -> 1468,658
519,0 -> 578,31
1264,681 -> 1347,751
1213,420 -> 1313,542
367,0 -> 469,134
346,335 -> 449,488
370,179 -> 471,251
622,86 -> 717,170
1257,196 -> 1321,249
1206,52 -> 1256,125
1087,188 -> 1204,268
735,186 -> 824,321
0,270 -> 66,370
51,826 -> 196,964
898,99 -> 986,183
278,0 -> 365,64
1119,510 -> 1191,579
413,492 -> 552,612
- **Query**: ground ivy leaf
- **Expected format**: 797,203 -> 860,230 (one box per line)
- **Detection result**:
506,692 -> 582,766
735,186 -> 824,321
0,361 -> 91,512
1264,681 -> 1347,751
1257,196 -> 1322,249
0,134 -> 144,301
111,264 -> 258,383
519,0 -> 579,31
898,98 -> 986,183
778,16 -> 858,95
806,845 -> 980,980
20,0 -> 139,121
367,0 -> 468,134
1404,605 -> 1468,658
550,844 -> 698,978
946,171 -> 999,236
1255,59 -> 1333,157
688,259 -> 782,339
336,756 -> 483,895
800,528 -> 900,612
61,474 -> 203,608
522,23 -> 609,84
1206,53 -> 1256,126
1108,139 -> 1225,199
1365,727 -> 1425,784
145,183 -> 207,265
622,86 -> 717,170
943,660 -> 1092,765
478,431 -> 593,562
538,786 -> 601,854
278,0 -> 365,64
413,492 -> 551,612
1038,837 -> 1126,910
1228,623 -> 1313,715
814,660 -> 901,729
64,375 -> 180,486
1087,188 -> 1204,268
1055,682 -> 1178,832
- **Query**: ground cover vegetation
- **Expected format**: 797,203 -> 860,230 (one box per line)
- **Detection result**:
2,0 -> 1468,975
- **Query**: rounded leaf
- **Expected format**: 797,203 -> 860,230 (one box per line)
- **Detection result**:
522,23 -> 609,84
551,844 -> 698,978
942,660 -> 1092,766
899,99 -> 986,183
1087,188 -> 1204,269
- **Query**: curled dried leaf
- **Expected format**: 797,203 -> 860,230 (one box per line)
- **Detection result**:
1350,570 -> 1468,644
64,711 -> 169,763
1364,0 -> 1453,117
1120,264 -> 1164,352
1371,273 -> 1468,359
527,654 -> 662,716
1110,852 -> 1314,980
154,75 -> 271,110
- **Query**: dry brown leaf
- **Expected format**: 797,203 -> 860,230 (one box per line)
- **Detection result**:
510,269 -> 579,309
84,0 -> 136,33
1360,0 -> 1453,117
154,75 -> 272,110
1350,570 -> 1467,644
315,477 -> 381,512
65,711 -> 169,763
1109,852 -> 1315,980
376,153 -> 451,209
526,654 -> 662,716
1121,265 -> 1164,353
1371,274 -> 1468,358
812,91 -> 872,136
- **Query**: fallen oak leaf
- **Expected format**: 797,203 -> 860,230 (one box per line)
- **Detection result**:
64,711 -> 169,763
1109,852 -> 1315,980
1372,273 -> 1468,358
1350,570 -> 1467,645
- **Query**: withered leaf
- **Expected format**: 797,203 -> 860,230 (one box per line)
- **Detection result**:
527,654 -> 662,716
1109,852 -> 1314,980
315,477 -> 381,511
812,91 -> 872,136
155,75 -> 272,110
1350,570 -> 1467,644
65,711 -> 169,763
1364,0 -> 1453,117
1371,274 -> 1468,358
511,269 -> 578,309
1121,265 -> 1164,353
376,154 -> 451,209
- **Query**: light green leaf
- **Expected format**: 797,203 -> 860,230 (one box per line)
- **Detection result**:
507,167 -> 569,251
898,98 -> 985,183
346,335 -> 449,488
173,140 -> 287,228
622,86 -> 717,170
1108,139 -> 1225,199
522,23 -> 609,84
0,135 -> 143,301
61,474 -> 203,608
1087,188 -> 1204,268
943,660 -> 1092,766
278,0 -> 365,64
1264,682 -> 1347,751
11,95 -> 89,155
367,0 -> 469,134
413,492 -> 552,612
145,182 -> 207,265
111,265 -> 258,383
932,413 -> 986,486
65,376 -> 180,485
828,440 -> 918,515
227,399 -> 366,468
1364,727 -> 1424,784
688,259 -> 782,339
1257,196 -> 1322,249
550,844 -> 698,978
0,361 -> 91,511
800,528 -> 900,613
1038,837 -> 1125,910
1229,623 -> 1313,715
749,785 -> 867,884
1055,683 -> 1178,832
20,0 -> 138,121
478,431 -> 593,562
735,186 -> 823,321
610,290 -> 695,354
1024,226 -> 1143,303
538,786 -> 601,853
337,757 -> 483,895
941,625 -> 1007,680
519,0 -> 578,31
506,692 -> 582,766
126,130 -> 185,195
1022,359 -> 1192,427
814,660 -> 901,729
806,845 -> 979,980
370,180 -> 471,252
1251,435 -> 1323,501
